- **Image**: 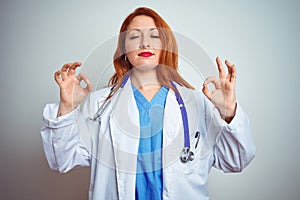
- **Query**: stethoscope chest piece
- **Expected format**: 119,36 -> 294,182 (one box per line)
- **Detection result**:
180,147 -> 194,163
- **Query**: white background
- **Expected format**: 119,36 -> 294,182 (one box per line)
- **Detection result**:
0,0 -> 299,199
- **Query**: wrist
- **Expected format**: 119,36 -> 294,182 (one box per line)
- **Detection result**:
220,102 -> 237,123
57,103 -> 73,117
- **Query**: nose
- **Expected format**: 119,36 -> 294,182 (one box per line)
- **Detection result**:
139,35 -> 150,49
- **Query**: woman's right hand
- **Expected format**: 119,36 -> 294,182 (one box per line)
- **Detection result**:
54,62 -> 93,117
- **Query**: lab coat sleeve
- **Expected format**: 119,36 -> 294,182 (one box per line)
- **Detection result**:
40,103 -> 91,173
209,102 -> 256,173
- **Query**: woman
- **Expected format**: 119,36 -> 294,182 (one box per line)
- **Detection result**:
41,7 -> 255,200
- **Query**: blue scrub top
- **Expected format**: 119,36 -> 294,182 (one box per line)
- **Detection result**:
132,84 -> 168,200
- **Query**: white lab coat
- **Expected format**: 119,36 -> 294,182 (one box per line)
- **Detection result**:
41,80 -> 255,200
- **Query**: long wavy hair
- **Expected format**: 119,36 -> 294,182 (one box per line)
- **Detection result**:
109,7 -> 194,93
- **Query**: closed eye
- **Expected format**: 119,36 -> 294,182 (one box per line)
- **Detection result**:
129,36 -> 140,39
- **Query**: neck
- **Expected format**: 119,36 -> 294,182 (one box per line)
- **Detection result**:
131,66 -> 161,91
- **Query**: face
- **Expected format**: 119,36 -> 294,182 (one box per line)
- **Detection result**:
124,15 -> 162,69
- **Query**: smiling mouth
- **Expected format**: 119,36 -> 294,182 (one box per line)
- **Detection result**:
138,52 -> 154,57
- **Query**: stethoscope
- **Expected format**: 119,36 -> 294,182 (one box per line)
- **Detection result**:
91,75 -> 195,163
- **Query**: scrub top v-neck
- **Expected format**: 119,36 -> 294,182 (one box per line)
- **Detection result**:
132,84 -> 169,200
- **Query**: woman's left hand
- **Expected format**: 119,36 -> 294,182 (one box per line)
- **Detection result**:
202,57 -> 237,123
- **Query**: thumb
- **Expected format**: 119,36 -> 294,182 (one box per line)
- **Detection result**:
202,82 -> 212,100
77,73 -> 93,92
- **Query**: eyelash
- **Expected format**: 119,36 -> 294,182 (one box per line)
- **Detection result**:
129,35 -> 160,40
129,36 -> 139,39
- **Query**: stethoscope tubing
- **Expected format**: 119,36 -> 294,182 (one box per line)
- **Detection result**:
92,75 -> 194,163
170,81 -> 191,149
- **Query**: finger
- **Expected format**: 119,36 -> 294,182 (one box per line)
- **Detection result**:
76,72 -> 88,82
61,63 -> 71,79
225,59 -> 233,67
202,82 -> 212,100
68,62 -> 82,76
54,70 -> 63,85
225,60 -> 237,83
77,73 -> 93,92
229,64 -> 236,83
216,57 -> 226,79
61,63 -> 71,72
203,76 -> 221,89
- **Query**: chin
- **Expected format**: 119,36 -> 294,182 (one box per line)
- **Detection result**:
133,63 -> 159,71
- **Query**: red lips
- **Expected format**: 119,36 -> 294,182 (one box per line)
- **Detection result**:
138,51 -> 154,57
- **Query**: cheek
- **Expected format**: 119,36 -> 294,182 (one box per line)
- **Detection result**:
126,51 -> 137,65
155,49 -> 161,60
152,40 -> 162,50
125,40 -> 140,53
153,40 -> 162,60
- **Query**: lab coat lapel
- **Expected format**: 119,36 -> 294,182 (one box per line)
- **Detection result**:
109,78 -> 140,199
162,88 -> 184,169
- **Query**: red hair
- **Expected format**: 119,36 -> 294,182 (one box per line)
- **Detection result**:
110,7 -> 194,92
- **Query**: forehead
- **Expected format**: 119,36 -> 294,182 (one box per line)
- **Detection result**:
127,15 -> 157,30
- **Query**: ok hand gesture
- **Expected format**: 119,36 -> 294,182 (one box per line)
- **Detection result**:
54,62 -> 93,116
202,57 -> 237,123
